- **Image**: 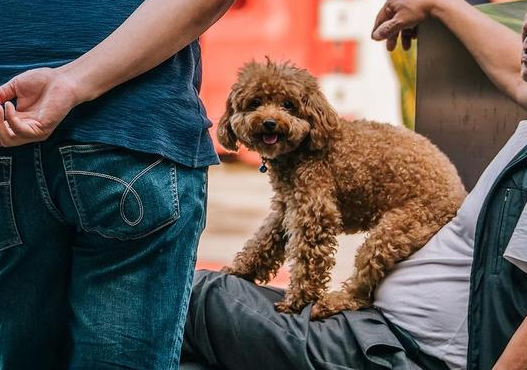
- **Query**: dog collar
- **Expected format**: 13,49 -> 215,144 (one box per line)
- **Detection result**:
259,157 -> 269,173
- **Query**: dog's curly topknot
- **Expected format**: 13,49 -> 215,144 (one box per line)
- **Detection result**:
217,59 -> 341,155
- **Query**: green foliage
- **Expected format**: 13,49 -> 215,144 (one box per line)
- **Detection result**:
390,43 -> 417,130
477,1 -> 527,33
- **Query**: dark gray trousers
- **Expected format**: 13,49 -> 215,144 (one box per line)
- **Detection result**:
181,271 -> 423,370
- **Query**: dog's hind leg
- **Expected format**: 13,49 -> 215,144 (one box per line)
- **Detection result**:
311,200 -> 450,319
222,196 -> 287,284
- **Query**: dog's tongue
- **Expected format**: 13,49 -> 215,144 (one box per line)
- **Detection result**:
263,134 -> 278,145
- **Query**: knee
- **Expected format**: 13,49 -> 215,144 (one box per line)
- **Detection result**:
192,269 -> 238,302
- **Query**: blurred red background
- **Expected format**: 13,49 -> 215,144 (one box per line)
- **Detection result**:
200,0 -> 357,164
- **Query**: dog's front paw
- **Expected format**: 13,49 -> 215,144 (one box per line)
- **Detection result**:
220,266 -> 256,282
310,292 -> 360,320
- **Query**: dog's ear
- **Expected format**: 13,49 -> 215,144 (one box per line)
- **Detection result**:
304,89 -> 340,151
217,90 -> 239,151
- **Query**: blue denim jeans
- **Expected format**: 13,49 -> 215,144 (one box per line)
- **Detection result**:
0,141 -> 208,370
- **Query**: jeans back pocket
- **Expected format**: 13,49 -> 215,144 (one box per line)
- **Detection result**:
0,157 -> 22,251
60,144 -> 179,240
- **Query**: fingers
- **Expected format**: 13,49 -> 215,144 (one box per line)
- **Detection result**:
0,106 -> 26,147
372,17 -> 403,42
373,4 -> 395,37
401,27 -> 418,51
372,0 -> 424,51
374,19 -> 418,52
0,124 -> 35,147
387,33 -> 399,52
0,105 -> 14,141
0,80 -> 16,104
0,102 -> 48,147
4,101 -> 39,137
401,35 -> 412,51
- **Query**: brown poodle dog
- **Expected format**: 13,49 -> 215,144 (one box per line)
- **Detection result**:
218,60 -> 467,319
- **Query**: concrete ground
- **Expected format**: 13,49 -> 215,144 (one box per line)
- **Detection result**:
196,163 -> 364,290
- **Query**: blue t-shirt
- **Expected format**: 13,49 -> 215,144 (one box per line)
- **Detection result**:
0,0 -> 219,168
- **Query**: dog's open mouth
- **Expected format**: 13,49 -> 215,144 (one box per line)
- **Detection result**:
262,133 -> 279,145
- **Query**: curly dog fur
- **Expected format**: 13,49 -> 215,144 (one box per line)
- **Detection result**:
218,60 -> 467,319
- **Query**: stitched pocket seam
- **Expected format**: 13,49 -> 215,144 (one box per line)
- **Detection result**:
59,147 -> 179,240
65,170 -> 147,227
59,143 -> 117,154
34,145 -> 67,225
0,157 -> 22,251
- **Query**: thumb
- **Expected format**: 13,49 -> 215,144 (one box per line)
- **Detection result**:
372,17 -> 404,41
0,80 -> 16,104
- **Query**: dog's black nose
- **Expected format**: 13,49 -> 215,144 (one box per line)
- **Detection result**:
263,119 -> 277,131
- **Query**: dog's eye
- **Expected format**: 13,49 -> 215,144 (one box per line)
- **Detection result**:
282,100 -> 295,111
248,98 -> 262,110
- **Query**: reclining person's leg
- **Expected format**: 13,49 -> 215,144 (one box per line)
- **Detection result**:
181,271 -> 419,370
182,270 -> 314,370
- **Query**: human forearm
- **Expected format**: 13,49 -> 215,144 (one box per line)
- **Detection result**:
372,0 -> 527,108
493,317 -> 527,370
60,0 -> 234,104
0,0 -> 233,146
430,0 -> 524,107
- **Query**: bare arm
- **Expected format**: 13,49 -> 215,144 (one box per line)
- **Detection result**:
61,0 -> 235,102
0,0 -> 234,146
373,1 -> 527,366
371,0 -> 527,109
493,317 -> 527,370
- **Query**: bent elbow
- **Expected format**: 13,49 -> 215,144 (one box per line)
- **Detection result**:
513,83 -> 527,111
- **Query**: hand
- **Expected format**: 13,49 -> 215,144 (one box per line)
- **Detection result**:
371,0 -> 440,51
0,67 -> 81,147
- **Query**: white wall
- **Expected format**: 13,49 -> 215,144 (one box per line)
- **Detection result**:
318,0 -> 402,125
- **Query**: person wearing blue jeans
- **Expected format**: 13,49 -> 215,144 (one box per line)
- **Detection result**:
0,0 -> 234,369
1,141 -> 207,369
